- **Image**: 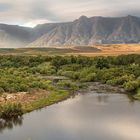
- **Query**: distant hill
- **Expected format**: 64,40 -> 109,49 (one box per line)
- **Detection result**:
0,15 -> 140,47
0,24 -> 33,47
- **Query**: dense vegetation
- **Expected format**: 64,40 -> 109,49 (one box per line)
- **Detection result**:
0,54 -> 139,93
0,102 -> 23,119
0,55 -> 140,93
0,54 -> 140,118
52,54 -> 140,92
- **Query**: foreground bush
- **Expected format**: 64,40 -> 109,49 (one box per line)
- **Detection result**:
0,103 -> 23,119
123,81 -> 139,91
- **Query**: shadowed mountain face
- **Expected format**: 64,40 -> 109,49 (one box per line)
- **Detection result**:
0,24 -> 33,48
1,15 -> 140,47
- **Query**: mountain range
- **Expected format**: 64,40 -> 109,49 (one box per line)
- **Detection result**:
0,15 -> 140,48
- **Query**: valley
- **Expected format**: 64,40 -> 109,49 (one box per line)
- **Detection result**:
0,54 -> 140,120
1,0 -> 140,139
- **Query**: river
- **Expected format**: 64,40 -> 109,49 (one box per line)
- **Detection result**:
0,92 -> 140,140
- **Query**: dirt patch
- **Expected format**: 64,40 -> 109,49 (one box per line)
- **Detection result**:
0,89 -> 49,105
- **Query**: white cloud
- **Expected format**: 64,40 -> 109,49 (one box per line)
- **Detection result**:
0,0 -> 139,26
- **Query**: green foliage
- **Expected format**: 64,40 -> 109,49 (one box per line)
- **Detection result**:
57,81 -> 78,91
59,64 -> 82,71
0,102 -> 23,119
0,54 -> 139,118
32,62 -> 56,75
23,90 -> 69,112
114,54 -> 140,65
0,54 -> 139,96
106,75 -> 135,86
80,73 -> 96,82
137,88 -> 140,96
123,81 -> 139,91
95,57 -> 109,69
0,67 -> 53,92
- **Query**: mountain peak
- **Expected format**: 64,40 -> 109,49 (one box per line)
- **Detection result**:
79,15 -> 88,20
125,15 -> 138,19
127,15 -> 134,17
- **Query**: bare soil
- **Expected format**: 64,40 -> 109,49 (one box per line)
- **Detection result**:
0,89 -> 49,105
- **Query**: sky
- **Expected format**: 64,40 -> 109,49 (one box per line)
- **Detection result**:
0,0 -> 140,27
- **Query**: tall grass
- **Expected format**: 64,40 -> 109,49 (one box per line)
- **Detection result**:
0,102 -> 23,119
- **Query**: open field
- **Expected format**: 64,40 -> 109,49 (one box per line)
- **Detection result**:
69,44 -> 140,56
0,44 -> 139,56
0,46 -> 99,56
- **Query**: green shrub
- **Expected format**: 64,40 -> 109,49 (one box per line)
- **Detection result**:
123,81 -> 139,91
80,73 -> 96,82
32,63 -> 56,75
137,88 -> 140,96
0,102 -> 23,119
95,57 -> 109,69
106,79 -> 118,86
57,81 -> 78,91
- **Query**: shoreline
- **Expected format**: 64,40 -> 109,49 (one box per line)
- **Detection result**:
81,82 -> 126,93
0,89 -> 74,119
0,82 -> 138,120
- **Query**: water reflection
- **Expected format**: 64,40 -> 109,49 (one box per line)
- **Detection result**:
96,93 -> 135,104
126,93 -> 135,103
0,117 -> 23,133
96,94 -> 109,103
0,93 -> 140,140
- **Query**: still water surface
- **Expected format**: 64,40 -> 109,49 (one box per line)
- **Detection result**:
0,92 -> 140,140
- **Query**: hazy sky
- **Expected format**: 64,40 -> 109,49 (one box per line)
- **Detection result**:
0,0 -> 140,27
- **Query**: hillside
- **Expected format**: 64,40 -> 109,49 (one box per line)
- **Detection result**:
30,15 -> 140,47
1,15 -> 140,47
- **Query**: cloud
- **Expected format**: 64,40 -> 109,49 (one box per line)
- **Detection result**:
0,0 -> 139,26
29,0 -> 60,21
0,3 -> 12,12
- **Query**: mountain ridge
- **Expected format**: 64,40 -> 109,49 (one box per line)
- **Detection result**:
0,15 -> 140,47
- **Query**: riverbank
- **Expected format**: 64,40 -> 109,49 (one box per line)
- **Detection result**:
0,89 -> 72,119
134,88 -> 140,100
0,80 -> 139,120
80,82 -> 125,93
0,79 -> 140,119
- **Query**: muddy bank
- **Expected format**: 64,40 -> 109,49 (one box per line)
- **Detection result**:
79,82 -> 125,94
0,82 -> 126,105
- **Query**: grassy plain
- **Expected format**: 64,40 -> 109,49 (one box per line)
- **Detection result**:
0,44 -> 139,56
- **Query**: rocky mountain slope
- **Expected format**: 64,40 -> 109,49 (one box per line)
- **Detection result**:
0,15 -> 140,47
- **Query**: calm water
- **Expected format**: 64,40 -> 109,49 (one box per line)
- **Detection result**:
0,92 -> 140,140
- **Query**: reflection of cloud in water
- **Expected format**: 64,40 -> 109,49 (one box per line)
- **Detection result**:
107,120 -> 140,139
1,93 -> 140,140
40,94 -> 140,140
44,93 -> 140,139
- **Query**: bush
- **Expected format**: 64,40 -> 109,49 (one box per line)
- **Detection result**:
106,79 -> 118,86
57,81 -> 78,91
59,71 -> 76,79
123,81 -> 139,91
95,57 -> 109,69
136,88 -> 140,96
80,73 -> 96,82
0,102 -> 23,119
107,75 -> 135,86
32,63 -> 56,75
